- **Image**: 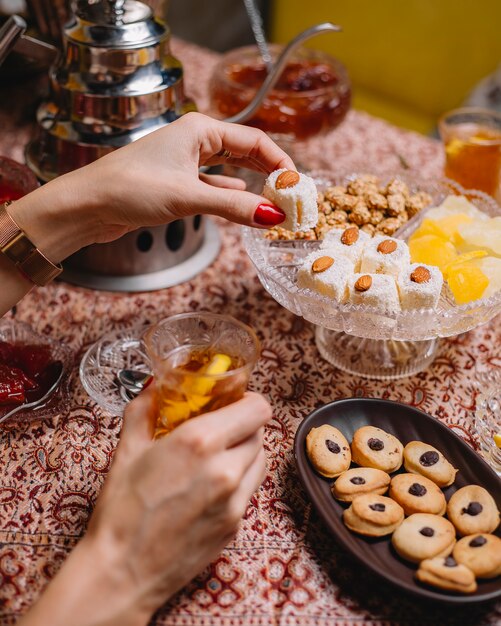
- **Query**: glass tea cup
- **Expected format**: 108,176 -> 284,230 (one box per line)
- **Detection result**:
473,377 -> 501,476
438,107 -> 501,201
144,312 -> 260,438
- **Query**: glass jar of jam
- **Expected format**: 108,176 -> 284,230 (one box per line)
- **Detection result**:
0,157 -> 39,204
209,44 -> 351,141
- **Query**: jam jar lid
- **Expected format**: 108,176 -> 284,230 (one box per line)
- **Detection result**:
66,0 -> 167,49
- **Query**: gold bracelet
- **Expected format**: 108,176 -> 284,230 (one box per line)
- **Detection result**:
0,202 -> 63,286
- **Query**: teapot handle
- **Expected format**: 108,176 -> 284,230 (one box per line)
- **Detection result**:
0,14 -> 58,68
0,15 -> 26,67
223,22 -> 342,125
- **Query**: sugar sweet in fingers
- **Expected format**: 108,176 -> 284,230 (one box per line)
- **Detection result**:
263,169 -> 318,232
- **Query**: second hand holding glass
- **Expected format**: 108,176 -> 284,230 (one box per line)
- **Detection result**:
144,313 -> 260,438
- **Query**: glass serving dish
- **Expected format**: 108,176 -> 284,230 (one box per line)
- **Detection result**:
243,172 -> 501,379
0,320 -> 73,422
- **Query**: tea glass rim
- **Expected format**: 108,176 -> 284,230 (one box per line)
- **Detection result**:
438,107 -> 501,146
144,312 -> 261,381
212,43 -> 350,99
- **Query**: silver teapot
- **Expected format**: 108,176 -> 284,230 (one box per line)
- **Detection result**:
1,1 -> 195,181
0,4 -> 339,290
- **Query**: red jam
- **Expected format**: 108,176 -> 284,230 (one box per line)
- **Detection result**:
0,341 -> 57,406
229,61 -> 340,92
211,59 -> 351,140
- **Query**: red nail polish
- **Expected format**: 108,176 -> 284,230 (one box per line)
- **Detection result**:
143,375 -> 154,390
254,203 -> 286,227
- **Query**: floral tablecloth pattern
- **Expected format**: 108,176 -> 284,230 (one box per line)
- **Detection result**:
0,39 -> 500,626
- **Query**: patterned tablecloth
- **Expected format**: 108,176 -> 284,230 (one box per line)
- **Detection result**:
0,39 -> 500,626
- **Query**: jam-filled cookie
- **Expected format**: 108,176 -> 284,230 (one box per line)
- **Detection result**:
332,467 -> 391,502
416,556 -> 477,594
391,513 -> 456,563
306,424 -> 351,478
389,473 -> 447,516
447,485 -> 500,537
453,534 -> 501,579
343,494 -> 404,537
403,441 -> 457,487
351,426 -> 403,473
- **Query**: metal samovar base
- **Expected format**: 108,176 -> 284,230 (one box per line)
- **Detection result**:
60,220 -> 221,292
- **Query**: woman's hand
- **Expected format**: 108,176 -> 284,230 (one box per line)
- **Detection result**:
20,389 -> 272,626
8,113 -> 294,263
87,112 -> 295,240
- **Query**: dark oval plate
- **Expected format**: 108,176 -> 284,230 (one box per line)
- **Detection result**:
294,398 -> 501,605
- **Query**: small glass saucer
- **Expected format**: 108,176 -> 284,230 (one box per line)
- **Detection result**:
79,326 -> 151,415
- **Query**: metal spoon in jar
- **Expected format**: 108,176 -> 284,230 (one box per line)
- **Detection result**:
0,361 -> 64,425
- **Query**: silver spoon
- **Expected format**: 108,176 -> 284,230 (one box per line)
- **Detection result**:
117,368 -> 153,399
0,361 -> 64,425
243,0 -> 273,72
224,22 -> 342,125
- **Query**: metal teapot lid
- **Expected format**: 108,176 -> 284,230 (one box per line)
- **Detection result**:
67,0 -> 165,48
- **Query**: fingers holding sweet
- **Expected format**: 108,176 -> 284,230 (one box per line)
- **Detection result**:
194,115 -> 295,173
190,180 -> 286,228
198,173 -> 247,190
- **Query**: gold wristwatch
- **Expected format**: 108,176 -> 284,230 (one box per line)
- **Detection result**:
0,202 -> 62,286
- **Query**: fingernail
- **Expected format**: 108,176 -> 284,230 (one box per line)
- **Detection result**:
254,203 -> 286,227
143,375 -> 154,390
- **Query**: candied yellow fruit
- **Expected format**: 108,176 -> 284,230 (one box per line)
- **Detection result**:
447,264 -> 489,304
458,217 -> 501,256
409,235 -> 457,270
435,213 -> 473,245
494,433 -> 501,449
408,195 -> 499,305
471,257 -> 501,299
443,250 -> 488,276
410,219 -> 447,240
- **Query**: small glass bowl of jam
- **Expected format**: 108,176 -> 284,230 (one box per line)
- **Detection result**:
0,320 -> 73,423
209,44 -> 351,142
0,156 -> 39,204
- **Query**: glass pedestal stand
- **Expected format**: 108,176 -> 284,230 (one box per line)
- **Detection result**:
315,327 -> 439,380
243,172 -> 501,382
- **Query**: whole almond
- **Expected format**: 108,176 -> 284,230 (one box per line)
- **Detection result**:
341,226 -> 359,246
410,266 -> 431,284
354,275 -> 372,292
275,170 -> 300,189
377,239 -> 397,254
312,256 -> 334,273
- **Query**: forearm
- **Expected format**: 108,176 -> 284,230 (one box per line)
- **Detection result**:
1,169 -> 102,316
18,536 -> 153,626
